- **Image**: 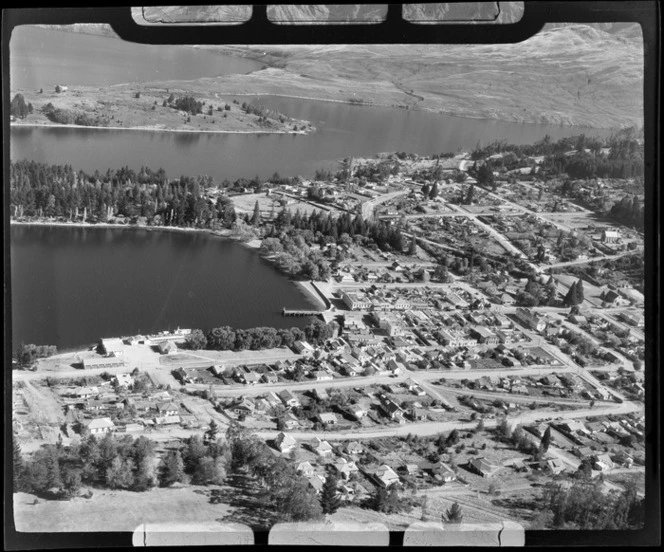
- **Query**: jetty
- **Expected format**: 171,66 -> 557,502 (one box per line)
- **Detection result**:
282,308 -> 321,317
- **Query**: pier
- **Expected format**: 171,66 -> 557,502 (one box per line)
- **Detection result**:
282,308 -> 321,317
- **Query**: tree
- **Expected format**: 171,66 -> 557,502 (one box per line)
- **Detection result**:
105,456 -> 135,489
55,85 -> 62,93
540,426 -> 552,453
13,436 -> 26,492
475,418 -> 485,432
320,473 -> 342,514
158,450 -> 184,487
10,93 -> 32,119
251,201 -> 261,226
408,238 -> 418,256
465,183 -> 476,205
429,182 -> 439,200
205,420 -> 219,444
574,279 -> 585,304
477,163 -> 495,190
185,329 -> 207,350
446,429 -> 460,447
563,281 -> 578,307
444,501 -> 464,523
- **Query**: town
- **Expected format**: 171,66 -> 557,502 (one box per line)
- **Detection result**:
12,131 -> 646,534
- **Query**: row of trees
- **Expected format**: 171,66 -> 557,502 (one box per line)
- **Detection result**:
10,160 -> 236,229
194,319 -> 338,352
14,343 -> 58,369
14,433 -> 159,497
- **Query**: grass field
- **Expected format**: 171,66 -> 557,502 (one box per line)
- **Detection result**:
14,486 -> 234,533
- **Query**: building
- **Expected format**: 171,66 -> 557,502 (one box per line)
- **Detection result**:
467,457 -> 502,478
85,417 -> 116,435
113,373 -> 134,388
308,437 -> 334,457
82,356 -> 126,369
372,465 -> 400,487
332,458 -> 359,480
346,404 -> 367,420
158,340 -> 178,355
296,461 -> 315,477
317,412 -> 339,426
602,230 -> 621,244
341,291 -> 371,311
514,308 -> 546,332
470,326 -> 500,346
100,338 -> 125,357
293,341 -> 315,355
274,432 -> 297,453
278,389 -> 301,408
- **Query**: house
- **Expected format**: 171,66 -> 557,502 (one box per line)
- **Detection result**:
332,458 -> 359,480
73,386 -> 99,400
262,372 -> 278,384
155,402 -> 179,417
85,417 -> 116,435
602,230 -> 621,244
157,340 -> 178,355
573,446 -> 595,459
113,374 -> 134,388
344,441 -> 363,456
312,370 -> 334,382
274,432 -> 297,453
154,415 -> 181,425
346,404 -> 367,420
602,289 -> 627,307
229,398 -> 254,417
293,340 -> 315,355
541,457 -> 566,475
280,412 -> 301,430
379,397 -> 404,420
296,461 -> 315,477
317,412 -> 339,426
467,457 -> 502,478
306,474 -> 326,494
593,454 -> 615,472
173,367 -> 198,384
432,462 -> 457,483
308,437 -> 334,457
240,372 -> 261,385
278,389 -> 301,408
499,293 -> 516,306
372,464 -> 400,487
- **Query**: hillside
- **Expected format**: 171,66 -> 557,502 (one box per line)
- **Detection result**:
30,22 -> 643,129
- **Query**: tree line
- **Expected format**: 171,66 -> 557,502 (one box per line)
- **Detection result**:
9,160 -> 236,229
185,319 -> 338,352
14,343 -> 58,369
10,93 -> 34,119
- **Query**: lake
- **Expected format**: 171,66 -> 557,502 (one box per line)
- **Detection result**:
9,26 -> 263,89
10,225 -> 319,350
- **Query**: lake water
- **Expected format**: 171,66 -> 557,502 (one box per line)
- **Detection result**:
9,26 -> 263,89
10,225 -> 319,350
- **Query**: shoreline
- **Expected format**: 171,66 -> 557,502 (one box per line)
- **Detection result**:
9,121 -> 313,135
10,218 -> 327,320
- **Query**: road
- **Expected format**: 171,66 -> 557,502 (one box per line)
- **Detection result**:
253,399 -> 640,441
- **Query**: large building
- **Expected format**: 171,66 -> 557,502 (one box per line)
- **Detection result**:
514,308 -> 546,332
341,291 -> 371,311
100,337 -> 125,357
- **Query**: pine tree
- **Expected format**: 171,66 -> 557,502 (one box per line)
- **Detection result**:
408,238 -> 418,256
445,501 -> 464,523
574,279 -> 585,304
320,473 -> 342,514
563,281 -> 577,307
251,201 -> 261,226
13,436 -> 26,492
540,426 -> 552,453
429,182 -> 439,200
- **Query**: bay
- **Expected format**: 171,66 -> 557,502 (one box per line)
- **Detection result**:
10,225 -> 318,351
